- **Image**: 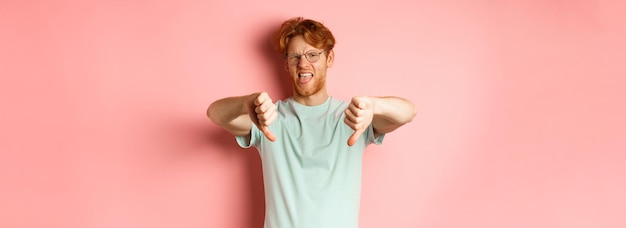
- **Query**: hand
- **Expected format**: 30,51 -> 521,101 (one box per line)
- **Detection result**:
344,96 -> 375,146
246,92 -> 277,142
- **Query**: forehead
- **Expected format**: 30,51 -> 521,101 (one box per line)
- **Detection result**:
287,35 -> 317,52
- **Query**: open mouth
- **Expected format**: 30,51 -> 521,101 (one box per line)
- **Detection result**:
298,73 -> 313,84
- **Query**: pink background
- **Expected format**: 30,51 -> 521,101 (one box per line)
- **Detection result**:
1,0 -> 625,227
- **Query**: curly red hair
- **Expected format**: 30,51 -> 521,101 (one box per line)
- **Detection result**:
273,17 -> 336,55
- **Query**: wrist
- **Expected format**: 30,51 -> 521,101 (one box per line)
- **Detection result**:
371,96 -> 383,116
242,93 -> 257,114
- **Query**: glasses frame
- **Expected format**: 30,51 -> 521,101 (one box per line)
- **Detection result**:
285,50 -> 326,66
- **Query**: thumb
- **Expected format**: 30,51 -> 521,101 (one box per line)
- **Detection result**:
356,101 -> 365,109
351,96 -> 367,109
260,125 -> 276,142
347,129 -> 364,146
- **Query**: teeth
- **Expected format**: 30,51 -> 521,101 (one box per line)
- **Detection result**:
299,73 -> 313,77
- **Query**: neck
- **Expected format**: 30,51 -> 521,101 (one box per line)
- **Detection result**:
292,89 -> 329,106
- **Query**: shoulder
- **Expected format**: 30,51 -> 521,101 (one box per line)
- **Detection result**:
329,97 -> 348,106
275,98 -> 294,114
329,97 -> 349,115
275,97 -> 292,106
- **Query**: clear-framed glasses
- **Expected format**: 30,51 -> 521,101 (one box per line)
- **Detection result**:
285,50 -> 325,66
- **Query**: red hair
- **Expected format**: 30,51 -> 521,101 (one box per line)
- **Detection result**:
274,17 -> 336,55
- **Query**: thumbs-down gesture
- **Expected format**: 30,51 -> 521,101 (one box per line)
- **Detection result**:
344,96 -> 375,146
246,92 -> 277,142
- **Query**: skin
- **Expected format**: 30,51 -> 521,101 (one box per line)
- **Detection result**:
286,35 -> 333,106
207,35 -> 417,146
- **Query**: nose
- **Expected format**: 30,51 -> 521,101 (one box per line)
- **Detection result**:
297,55 -> 309,67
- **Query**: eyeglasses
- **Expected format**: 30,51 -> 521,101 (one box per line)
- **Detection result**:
285,50 -> 325,66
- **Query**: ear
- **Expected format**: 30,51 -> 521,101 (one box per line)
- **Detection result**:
326,50 -> 334,68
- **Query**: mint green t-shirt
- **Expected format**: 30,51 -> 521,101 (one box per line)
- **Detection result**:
236,97 -> 384,228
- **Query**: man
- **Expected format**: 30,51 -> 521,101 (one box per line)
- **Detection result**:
207,17 -> 416,228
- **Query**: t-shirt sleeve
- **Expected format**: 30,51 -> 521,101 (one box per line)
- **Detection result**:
366,123 -> 385,145
235,124 -> 260,148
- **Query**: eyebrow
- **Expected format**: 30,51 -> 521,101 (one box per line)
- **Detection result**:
287,49 -> 322,54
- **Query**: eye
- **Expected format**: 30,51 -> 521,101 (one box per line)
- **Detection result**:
307,53 -> 319,58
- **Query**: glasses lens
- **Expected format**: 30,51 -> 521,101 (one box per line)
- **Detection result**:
287,55 -> 299,65
306,52 -> 320,63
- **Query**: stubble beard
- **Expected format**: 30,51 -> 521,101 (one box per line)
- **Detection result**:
294,76 -> 326,97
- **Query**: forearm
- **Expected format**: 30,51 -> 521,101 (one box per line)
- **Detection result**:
207,95 -> 253,135
371,96 -> 417,134
207,96 -> 247,124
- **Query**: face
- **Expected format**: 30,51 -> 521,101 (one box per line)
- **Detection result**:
285,35 -> 334,98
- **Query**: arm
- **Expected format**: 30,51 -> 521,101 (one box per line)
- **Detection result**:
207,92 -> 277,141
371,96 -> 417,135
344,96 -> 416,146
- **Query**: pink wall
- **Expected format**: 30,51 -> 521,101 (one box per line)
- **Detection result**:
1,0 -> 625,227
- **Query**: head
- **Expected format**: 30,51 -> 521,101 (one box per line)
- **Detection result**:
274,17 -> 336,102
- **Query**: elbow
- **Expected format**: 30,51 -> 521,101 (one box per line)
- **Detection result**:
206,103 -> 222,125
402,102 -> 417,124
398,97 -> 417,124
206,104 -> 214,120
